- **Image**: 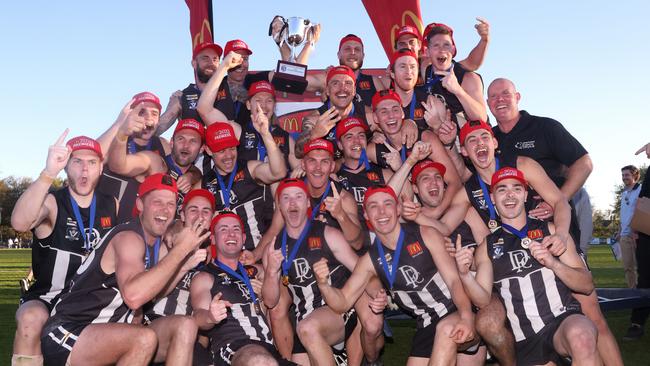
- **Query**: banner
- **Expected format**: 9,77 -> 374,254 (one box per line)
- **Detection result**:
185,0 -> 214,50
361,0 -> 423,59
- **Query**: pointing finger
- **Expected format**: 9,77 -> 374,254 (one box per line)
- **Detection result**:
455,234 -> 462,252
213,292 -> 223,302
55,128 -> 70,146
476,17 -> 488,24
330,181 -> 340,198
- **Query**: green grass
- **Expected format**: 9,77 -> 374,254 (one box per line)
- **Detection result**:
0,246 -> 647,364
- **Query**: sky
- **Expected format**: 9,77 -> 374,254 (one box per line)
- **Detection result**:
0,0 -> 648,212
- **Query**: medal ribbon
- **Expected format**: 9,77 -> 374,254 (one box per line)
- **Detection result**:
164,154 -> 183,177
477,157 -> 501,223
281,181 -> 332,278
144,238 -> 161,269
216,260 -> 258,304
69,190 -> 96,253
500,222 -> 529,242
127,137 -> 153,155
342,148 -> 371,171
375,229 -> 405,289
216,160 -> 238,209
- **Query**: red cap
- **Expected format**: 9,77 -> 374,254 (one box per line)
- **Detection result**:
224,39 -> 252,56
326,65 -> 356,85
205,123 -> 239,153
173,119 -> 205,141
248,80 -> 276,99
276,178 -> 309,199
395,25 -> 421,43
424,22 -> 457,57
66,136 -> 103,160
138,173 -> 178,197
363,185 -> 399,209
459,120 -> 493,145
192,42 -> 223,59
490,167 -> 528,192
183,188 -> 216,211
390,49 -> 418,68
371,89 -> 402,111
132,91 -> 162,111
336,117 -> 368,141
303,139 -> 334,157
210,211 -> 245,234
339,34 -> 364,50
410,160 -> 446,183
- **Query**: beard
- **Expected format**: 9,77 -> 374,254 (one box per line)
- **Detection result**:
339,57 -> 363,71
196,65 -> 215,84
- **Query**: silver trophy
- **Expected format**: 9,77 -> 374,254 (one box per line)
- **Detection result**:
270,16 -> 314,94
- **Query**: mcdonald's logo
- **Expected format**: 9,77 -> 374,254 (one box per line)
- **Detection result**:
406,241 -> 423,257
359,80 -> 371,90
233,170 -> 245,182
282,116 -> 300,132
390,11 -> 424,51
414,107 -> 424,119
308,237 -> 322,250
192,19 -> 213,49
273,136 -> 286,147
216,89 -> 227,100
527,229 -> 544,240
366,171 -> 380,182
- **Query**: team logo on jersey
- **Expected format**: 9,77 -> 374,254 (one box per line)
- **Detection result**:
406,242 -> 423,257
244,132 -> 257,149
100,216 -> 112,229
180,271 -> 195,289
293,258 -> 313,283
308,237 -> 322,250
189,100 -> 197,109
359,80 -> 371,90
509,250 -> 532,273
515,140 -> 535,150
218,273 -> 232,285
366,171 -> 380,182
65,219 -> 101,248
273,136 -> 285,147
527,229 -> 543,240
352,186 -> 367,204
215,189 -> 239,206
398,265 -> 424,289
236,281 -> 251,300
245,265 -> 258,279
471,189 -> 488,210
492,238 -> 505,259
377,252 -> 392,267
414,108 -> 424,119
233,170 -> 245,182
216,89 -> 227,101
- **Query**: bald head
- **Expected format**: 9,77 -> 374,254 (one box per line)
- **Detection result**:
231,344 -> 278,366
487,78 -> 521,124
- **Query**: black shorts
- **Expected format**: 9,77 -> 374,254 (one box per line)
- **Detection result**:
292,309 -> 358,355
41,322 -> 86,366
20,290 -> 54,312
515,311 -> 581,366
212,339 -> 295,366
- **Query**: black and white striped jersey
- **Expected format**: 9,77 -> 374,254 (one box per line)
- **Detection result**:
48,219 -> 149,326
145,269 -> 198,319
202,159 -> 273,251
368,223 -> 456,329
487,219 -> 581,342
201,262 -> 273,355
273,221 -> 350,322
24,187 -> 117,305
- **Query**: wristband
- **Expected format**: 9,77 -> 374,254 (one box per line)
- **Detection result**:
39,170 -> 55,184
116,133 -> 129,143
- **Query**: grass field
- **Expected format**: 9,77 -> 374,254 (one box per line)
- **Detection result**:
1,246 -> 647,365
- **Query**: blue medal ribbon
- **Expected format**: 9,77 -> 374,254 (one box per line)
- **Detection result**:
216,260 -> 258,304
69,190 -> 96,253
477,157 -> 501,223
164,154 -> 183,177
281,181 -> 331,278
500,222 -> 529,241
144,238 -> 161,269
234,101 -> 242,119
342,148 -> 371,171
127,137 -> 153,155
375,229 -> 405,289
408,92 -> 416,120
216,161 -> 238,209
248,121 -> 272,162
425,64 -> 454,94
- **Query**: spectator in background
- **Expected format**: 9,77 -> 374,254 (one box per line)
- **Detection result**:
625,144 -> 650,340
617,165 -> 642,288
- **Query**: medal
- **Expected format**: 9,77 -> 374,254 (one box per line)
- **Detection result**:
69,189 -> 96,255
282,275 -> 289,286
488,220 -> 498,230
501,221 -> 533,250
521,237 -> 532,249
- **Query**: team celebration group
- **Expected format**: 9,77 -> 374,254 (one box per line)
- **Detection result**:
11,17 -> 626,366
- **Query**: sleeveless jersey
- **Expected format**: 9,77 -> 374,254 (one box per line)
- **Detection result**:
98,136 -> 166,224
355,72 -> 378,107
486,219 -> 581,342
273,221 -> 350,322
163,154 -> 190,218
146,269 -> 198,319
25,187 -> 117,305
201,262 -> 273,354
181,80 -> 236,124
400,88 -> 429,131
368,223 -> 456,329
337,164 -> 386,253
48,219 -> 151,326
317,100 -> 368,160
202,160 -> 272,250
373,129 -> 423,169
238,121 -> 291,168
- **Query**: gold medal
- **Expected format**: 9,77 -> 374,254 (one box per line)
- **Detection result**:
521,237 -> 532,249
488,220 -> 498,230
282,275 -> 289,286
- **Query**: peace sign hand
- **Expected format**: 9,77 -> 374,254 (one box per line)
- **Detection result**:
324,181 -> 345,221
45,129 -> 72,177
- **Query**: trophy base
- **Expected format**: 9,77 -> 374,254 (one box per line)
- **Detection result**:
272,60 -> 308,95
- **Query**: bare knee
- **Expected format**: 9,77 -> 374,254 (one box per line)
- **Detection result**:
360,314 -> 383,338
269,305 -> 288,322
174,316 -> 198,343
16,303 -> 49,333
296,319 -> 321,345
136,328 -> 159,355
565,321 -> 598,356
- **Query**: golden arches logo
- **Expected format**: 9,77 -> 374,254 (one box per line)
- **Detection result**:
282,117 -> 300,132
192,19 -> 213,48
390,10 -> 424,51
